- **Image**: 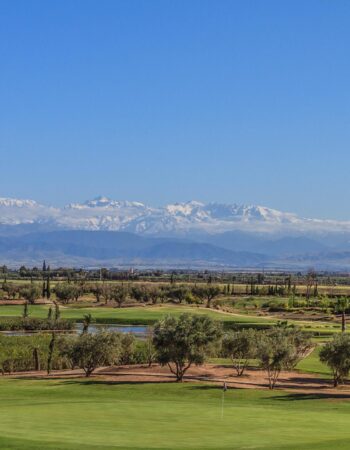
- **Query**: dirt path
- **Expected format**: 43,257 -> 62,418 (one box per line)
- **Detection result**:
6,363 -> 350,397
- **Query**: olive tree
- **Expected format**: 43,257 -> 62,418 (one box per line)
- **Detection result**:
257,327 -> 312,389
319,333 -> 350,387
147,286 -> 162,305
71,283 -> 84,302
20,284 -> 41,304
54,283 -> 75,304
166,286 -> 190,304
60,331 -> 121,377
145,327 -> 157,367
2,282 -> 19,300
119,333 -> 136,364
130,285 -> 146,303
153,313 -> 222,381
89,283 -> 104,303
101,284 -> 113,305
222,329 -> 257,376
110,285 -> 128,308
192,285 -> 221,308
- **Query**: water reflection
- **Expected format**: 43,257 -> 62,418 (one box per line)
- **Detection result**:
0,323 -> 148,338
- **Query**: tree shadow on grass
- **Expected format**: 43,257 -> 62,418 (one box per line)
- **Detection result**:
60,379 -> 177,386
188,385 -> 242,391
10,375 -> 84,382
271,392 -> 350,401
286,375 -> 330,385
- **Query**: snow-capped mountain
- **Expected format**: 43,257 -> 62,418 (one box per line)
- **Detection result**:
0,197 -> 58,226
2,196 -> 350,269
0,195 -> 349,235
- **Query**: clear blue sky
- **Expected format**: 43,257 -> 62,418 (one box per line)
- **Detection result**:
1,0 -> 350,219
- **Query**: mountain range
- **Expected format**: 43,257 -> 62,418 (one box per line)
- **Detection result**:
1,196 -> 350,270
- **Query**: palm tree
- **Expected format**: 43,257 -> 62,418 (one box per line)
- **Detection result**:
82,313 -> 93,334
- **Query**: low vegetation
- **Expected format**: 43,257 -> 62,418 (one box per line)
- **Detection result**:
0,317 -> 74,332
319,333 -> 350,387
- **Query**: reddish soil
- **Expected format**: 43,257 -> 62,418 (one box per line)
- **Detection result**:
6,364 -> 350,397
0,300 -> 51,305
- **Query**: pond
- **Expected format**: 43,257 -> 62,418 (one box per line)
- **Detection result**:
75,323 -> 149,337
0,324 -> 149,338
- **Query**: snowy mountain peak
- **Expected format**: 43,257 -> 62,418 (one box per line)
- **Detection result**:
87,195 -> 111,206
165,201 -> 205,216
65,196 -> 146,210
0,195 -> 349,235
0,197 -> 40,208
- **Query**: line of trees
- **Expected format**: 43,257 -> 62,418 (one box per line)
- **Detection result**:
0,312 -> 314,388
0,280 -> 225,307
2,309 -> 350,389
0,331 -> 156,375
2,279 -> 350,308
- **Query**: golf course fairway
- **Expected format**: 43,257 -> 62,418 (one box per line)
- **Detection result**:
0,378 -> 349,449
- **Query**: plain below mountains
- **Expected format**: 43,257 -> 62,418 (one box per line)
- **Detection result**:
0,229 -> 349,270
0,230 -> 267,268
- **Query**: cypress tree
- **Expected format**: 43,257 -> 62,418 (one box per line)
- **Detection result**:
33,347 -> 41,371
23,301 -> 29,318
54,302 -> 60,321
47,333 -> 56,375
46,276 -> 51,299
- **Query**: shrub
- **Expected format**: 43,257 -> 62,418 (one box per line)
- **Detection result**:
0,317 -> 74,331
319,333 -> 350,387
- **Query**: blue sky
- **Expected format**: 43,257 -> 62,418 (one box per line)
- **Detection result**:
1,0 -> 350,219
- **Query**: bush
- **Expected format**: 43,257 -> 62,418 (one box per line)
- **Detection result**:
319,333 -> 350,387
264,300 -> 288,312
0,317 -> 74,331
0,334 -> 71,373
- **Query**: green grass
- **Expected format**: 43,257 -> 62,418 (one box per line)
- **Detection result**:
211,348 -> 333,378
0,378 -> 349,449
0,304 -> 275,326
296,347 -> 331,377
0,304 -> 343,336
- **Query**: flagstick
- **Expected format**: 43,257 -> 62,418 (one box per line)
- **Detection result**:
221,381 -> 227,419
221,390 -> 225,419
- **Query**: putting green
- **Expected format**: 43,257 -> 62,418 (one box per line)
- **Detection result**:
0,378 -> 349,449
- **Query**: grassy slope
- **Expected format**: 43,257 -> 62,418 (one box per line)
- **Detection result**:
297,347 -> 331,377
0,304 -> 275,325
0,379 -> 349,449
0,304 -> 342,336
